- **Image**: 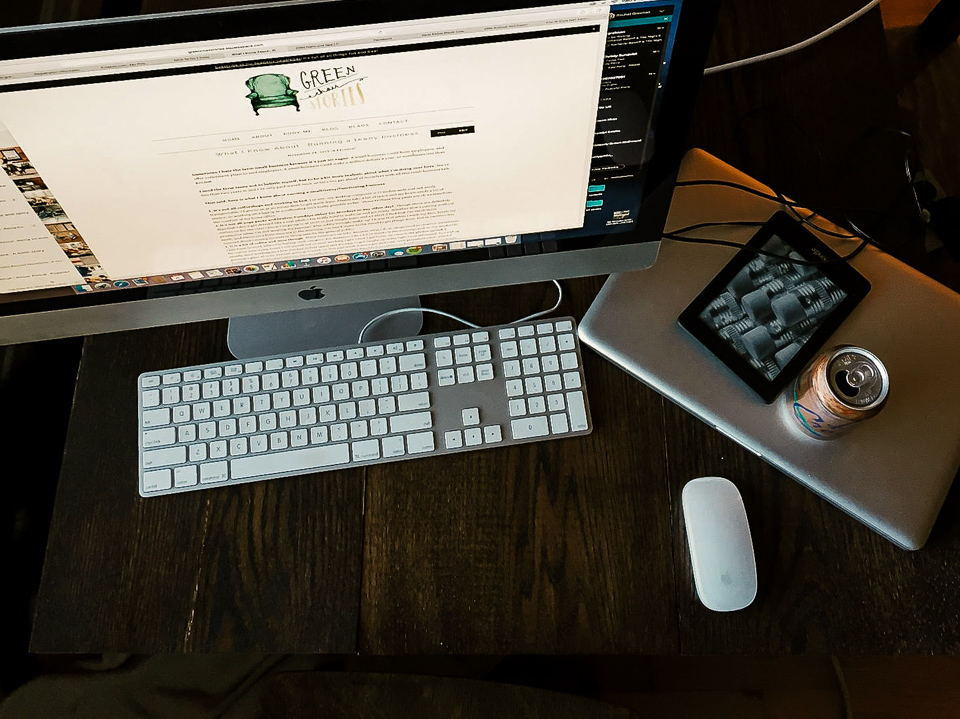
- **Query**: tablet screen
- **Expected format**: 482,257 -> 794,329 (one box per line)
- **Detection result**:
678,212 -> 871,403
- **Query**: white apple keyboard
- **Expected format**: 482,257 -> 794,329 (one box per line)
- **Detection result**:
137,317 -> 592,496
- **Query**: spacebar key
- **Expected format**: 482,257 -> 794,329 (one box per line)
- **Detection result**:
230,443 -> 351,479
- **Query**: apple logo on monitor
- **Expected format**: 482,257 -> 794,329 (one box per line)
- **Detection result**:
298,286 -> 325,301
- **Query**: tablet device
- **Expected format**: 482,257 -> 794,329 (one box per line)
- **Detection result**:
677,211 -> 870,403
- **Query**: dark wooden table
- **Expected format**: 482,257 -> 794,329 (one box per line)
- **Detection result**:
29,0 -> 960,653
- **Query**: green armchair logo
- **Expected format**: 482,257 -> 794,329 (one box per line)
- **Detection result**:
245,73 -> 300,115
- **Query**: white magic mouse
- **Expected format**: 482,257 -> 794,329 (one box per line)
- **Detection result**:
681,476 -> 757,612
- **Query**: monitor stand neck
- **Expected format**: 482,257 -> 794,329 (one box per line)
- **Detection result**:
226,296 -> 423,360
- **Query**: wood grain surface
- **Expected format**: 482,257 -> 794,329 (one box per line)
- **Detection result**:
360,281 -> 679,654
30,323 -> 365,652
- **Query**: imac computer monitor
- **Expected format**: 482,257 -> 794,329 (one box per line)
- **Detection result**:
0,0 -> 719,352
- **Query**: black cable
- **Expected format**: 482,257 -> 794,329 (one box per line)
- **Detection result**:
662,223 -> 870,265
673,179 -> 864,240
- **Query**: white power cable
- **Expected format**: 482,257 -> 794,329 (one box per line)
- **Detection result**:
704,0 -> 882,75
357,280 -> 564,343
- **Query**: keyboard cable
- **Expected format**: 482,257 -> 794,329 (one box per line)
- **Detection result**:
357,279 -> 564,344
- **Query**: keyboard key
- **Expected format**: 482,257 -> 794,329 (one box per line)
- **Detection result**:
174,465 -> 198,488
567,391 -> 588,431
142,427 -> 176,447
382,435 -> 405,457
550,413 -> 569,434
390,411 -> 433,434
462,407 -> 480,426
508,399 -> 526,417
444,430 -> 463,449
464,428 -> 482,446
511,416 -> 549,439
379,357 -> 398,375
143,469 -> 172,492
142,446 -> 186,468
398,391 -> 430,412
200,461 -> 229,483
230,444 -> 350,479
399,353 -> 426,372
406,431 -> 435,454
352,439 -> 380,461
525,377 -> 544,395
178,425 -> 197,443
483,425 -> 503,443
142,389 -> 161,407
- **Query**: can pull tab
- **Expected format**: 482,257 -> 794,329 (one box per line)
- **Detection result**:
835,362 -> 876,398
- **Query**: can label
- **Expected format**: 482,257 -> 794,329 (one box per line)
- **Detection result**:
792,345 -> 889,439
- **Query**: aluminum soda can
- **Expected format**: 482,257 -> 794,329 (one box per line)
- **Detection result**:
792,345 -> 889,439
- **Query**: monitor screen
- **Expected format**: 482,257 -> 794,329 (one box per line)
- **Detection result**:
0,0 -> 719,345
